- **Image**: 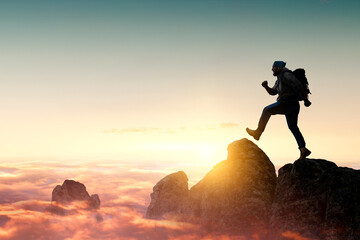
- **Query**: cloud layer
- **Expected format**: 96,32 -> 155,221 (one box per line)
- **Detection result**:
0,161 -> 315,240
0,161 -> 259,240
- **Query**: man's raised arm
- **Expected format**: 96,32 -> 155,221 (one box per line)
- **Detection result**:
262,81 -> 278,95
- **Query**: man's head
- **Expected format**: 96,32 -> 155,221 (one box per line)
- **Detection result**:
272,61 -> 286,76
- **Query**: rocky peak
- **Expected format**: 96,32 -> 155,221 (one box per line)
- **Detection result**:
146,138 -> 277,237
146,139 -> 360,239
189,139 -> 276,235
52,179 -> 100,209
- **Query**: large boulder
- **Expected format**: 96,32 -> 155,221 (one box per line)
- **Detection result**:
189,138 -> 276,234
270,159 -> 360,240
146,138 -> 277,236
52,179 -> 100,209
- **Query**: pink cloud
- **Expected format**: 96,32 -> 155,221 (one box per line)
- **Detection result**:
0,215 -> 10,227
0,162 -> 265,240
282,231 -> 315,240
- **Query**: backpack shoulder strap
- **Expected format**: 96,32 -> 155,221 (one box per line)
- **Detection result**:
279,69 -> 293,86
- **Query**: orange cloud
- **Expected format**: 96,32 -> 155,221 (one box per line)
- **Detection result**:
104,127 -> 161,134
282,231 -> 315,240
219,122 -> 240,128
0,161 -> 265,240
0,215 -> 10,227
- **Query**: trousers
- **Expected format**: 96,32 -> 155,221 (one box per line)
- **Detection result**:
257,100 -> 306,148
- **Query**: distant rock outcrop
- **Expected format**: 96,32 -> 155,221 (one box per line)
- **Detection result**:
146,138 -> 360,239
52,179 -> 100,209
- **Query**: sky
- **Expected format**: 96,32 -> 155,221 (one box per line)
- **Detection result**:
0,0 -> 359,238
1,0 -> 360,168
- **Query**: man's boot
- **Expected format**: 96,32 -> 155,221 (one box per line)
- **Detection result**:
246,128 -> 261,141
299,147 -> 311,160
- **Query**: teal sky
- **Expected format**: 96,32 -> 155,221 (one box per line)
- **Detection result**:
0,0 -> 359,169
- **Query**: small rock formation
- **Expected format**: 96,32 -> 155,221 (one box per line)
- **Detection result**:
146,171 -> 189,219
271,159 -> 360,240
146,138 -> 277,236
52,179 -> 100,209
89,194 -> 101,209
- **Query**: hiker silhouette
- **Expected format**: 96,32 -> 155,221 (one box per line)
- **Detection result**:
246,61 -> 311,160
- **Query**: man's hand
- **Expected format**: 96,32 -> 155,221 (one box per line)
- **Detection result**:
261,81 -> 268,88
262,80 -> 277,95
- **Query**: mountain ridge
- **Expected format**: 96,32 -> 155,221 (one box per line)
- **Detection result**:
146,138 -> 360,240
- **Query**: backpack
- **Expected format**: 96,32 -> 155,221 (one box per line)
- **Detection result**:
282,68 -> 311,101
293,68 -> 311,96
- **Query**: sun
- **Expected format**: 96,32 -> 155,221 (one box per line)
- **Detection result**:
198,144 -> 216,160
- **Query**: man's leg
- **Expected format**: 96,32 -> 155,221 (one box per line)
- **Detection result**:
247,101 -> 289,140
285,102 -> 311,159
285,112 -> 305,149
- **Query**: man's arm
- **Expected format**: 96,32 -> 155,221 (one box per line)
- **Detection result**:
262,81 -> 278,95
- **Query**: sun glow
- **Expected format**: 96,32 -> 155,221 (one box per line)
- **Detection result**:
143,141 -> 222,164
198,145 -> 216,159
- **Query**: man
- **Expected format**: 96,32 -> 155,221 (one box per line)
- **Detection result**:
246,61 -> 311,160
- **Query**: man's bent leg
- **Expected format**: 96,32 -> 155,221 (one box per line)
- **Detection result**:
247,101 -> 293,141
258,101 -> 288,133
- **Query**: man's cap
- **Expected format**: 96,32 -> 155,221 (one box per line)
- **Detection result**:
273,61 -> 286,68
